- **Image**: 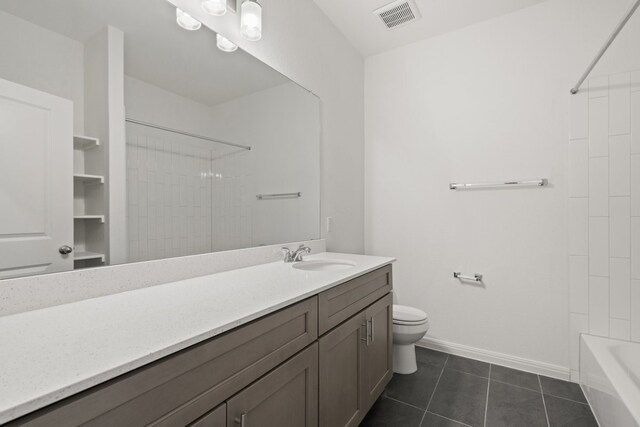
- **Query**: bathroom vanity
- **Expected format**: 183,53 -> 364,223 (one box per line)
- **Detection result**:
0,254 -> 394,426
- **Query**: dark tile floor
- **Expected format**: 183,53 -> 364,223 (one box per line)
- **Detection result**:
361,347 -> 598,427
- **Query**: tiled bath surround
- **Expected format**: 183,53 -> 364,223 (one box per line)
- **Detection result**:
568,70 -> 640,380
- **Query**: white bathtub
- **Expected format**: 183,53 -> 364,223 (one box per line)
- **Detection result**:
580,334 -> 640,427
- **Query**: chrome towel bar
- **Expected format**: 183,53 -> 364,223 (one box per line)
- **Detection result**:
449,179 -> 547,190
454,272 -> 483,282
256,192 -> 302,200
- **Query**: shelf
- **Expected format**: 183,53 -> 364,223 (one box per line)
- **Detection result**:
72,134 -> 106,272
74,251 -> 105,262
73,173 -> 104,184
74,215 -> 105,223
73,135 -> 100,150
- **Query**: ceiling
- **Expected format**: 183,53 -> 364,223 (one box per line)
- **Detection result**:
312,0 -> 549,56
0,0 -> 288,107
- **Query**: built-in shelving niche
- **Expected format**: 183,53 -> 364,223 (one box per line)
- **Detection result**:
73,135 -> 106,269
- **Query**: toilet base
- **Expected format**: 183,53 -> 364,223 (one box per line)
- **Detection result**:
393,343 -> 418,374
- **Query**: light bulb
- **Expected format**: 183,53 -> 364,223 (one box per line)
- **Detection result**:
202,0 -> 227,16
176,8 -> 201,31
217,34 -> 238,52
240,0 -> 262,41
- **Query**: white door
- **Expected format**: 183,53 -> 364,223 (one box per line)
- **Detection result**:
0,78 -> 73,279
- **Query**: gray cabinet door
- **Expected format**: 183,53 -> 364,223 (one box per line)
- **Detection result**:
226,343 -> 318,427
318,310 -> 367,427
363,293 -> 393,410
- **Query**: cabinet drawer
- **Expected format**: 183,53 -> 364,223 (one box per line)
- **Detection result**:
226,343 -> 318,427
9,297 -> 317,427
318,265 -> 392,335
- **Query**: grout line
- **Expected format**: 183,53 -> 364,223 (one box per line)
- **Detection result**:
417,409 -> 428,427
609,315 -> 631,321
445,366 -> 490,380
542,392 -> 591,406
490,378 -> 543,393
425,412 -> 473,427
422,354 -> 448,424
382,395 -> 426,412
483,365 -> 491,427
539,376 -> 551,427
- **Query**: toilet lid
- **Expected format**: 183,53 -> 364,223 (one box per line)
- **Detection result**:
393,305 -> 428,323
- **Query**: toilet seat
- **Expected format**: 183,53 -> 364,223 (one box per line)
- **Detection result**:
393,305 -> 428,325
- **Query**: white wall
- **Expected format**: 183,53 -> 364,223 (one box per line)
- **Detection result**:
84,27 -> 127,265
168,0 -> 365,254
365,0 -> 640,376
0,10 -> 84,134
207,83 -> 321,249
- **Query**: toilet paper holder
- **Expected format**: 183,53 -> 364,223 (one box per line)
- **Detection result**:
454,272 -> 483,282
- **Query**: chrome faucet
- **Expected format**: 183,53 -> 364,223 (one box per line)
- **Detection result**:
282,244 -> 311,263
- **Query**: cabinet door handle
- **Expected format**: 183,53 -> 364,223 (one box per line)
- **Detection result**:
235,413 -> 247,426
371,317 -> 375,343
361,320 -> 371,345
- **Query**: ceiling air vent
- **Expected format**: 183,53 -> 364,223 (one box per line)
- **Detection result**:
374,0 -> 421,30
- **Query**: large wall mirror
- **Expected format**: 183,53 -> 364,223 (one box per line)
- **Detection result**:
0,0 -> 321,279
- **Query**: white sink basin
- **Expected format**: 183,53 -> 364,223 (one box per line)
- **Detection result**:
292,259 -> 357,272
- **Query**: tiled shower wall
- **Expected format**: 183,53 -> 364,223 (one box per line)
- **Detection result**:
126,128 -> 255,263
210,150 -> 253,253
126,132 -> 214,262
568,71 -> 640,379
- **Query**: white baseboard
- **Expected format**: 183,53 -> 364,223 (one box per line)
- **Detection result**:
418,337 -> 571,381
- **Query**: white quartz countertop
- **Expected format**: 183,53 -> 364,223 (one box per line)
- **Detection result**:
0,252 -> 394,424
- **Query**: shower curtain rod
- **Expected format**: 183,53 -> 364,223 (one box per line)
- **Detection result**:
570,0 -> 640,94
125,118 -> 252,151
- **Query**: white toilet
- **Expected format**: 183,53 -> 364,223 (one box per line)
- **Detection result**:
392,305 -> 430,374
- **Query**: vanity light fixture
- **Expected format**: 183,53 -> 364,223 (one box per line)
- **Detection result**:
217,34 -> 238,52
202,0 -> 227,16
176,8 -> 202,31
240,0 -> 262,41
